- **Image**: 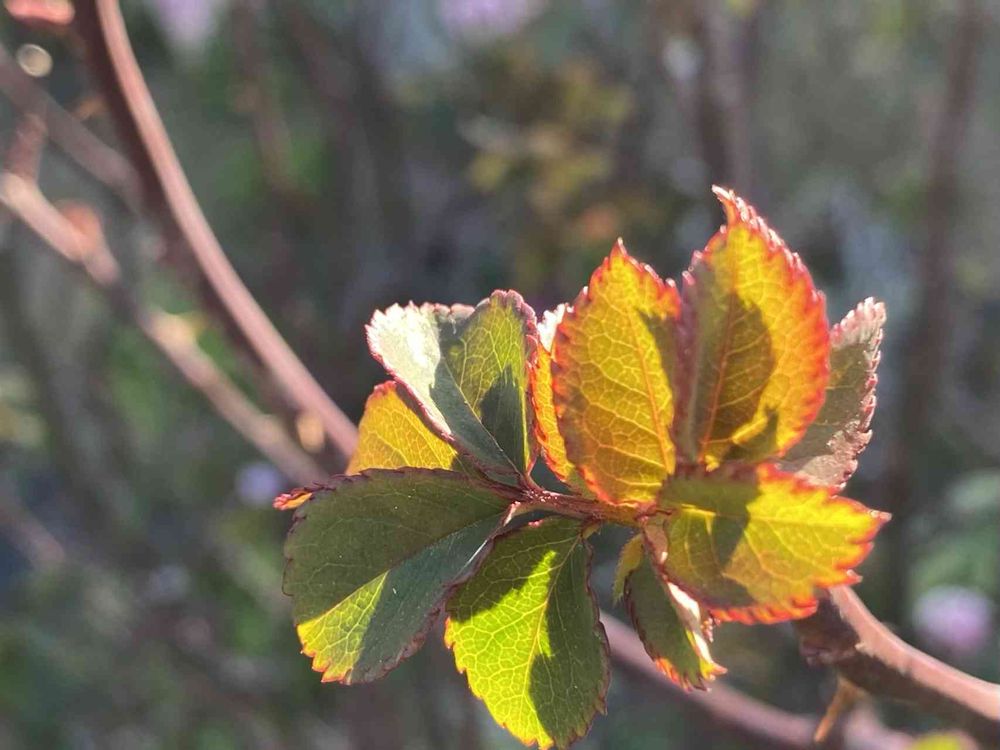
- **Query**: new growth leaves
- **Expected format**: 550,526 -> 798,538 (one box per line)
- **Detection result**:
280,188 -> 889,749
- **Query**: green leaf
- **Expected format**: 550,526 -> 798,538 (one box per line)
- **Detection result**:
674,188 -> 830,468
367,291 -> 537,478
445,517 -> 609,749
348,380 -> 475,475
780,298 -> 885,489
283,469 -> 509,683
624,556 -> 724,689
612,533 -> 645,603
645,464 -> 888,623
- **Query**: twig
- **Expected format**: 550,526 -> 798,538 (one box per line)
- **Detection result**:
0,42 -> 138,202
604,613 -> 915,750
71,0 -> 358,464
0,474 -> 66,568
796,587 -> 1000,748
0,173 -> 326,486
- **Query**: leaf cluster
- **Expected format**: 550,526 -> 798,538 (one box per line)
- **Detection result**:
279,188 -> 889,748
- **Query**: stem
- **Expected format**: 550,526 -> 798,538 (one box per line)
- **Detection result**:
72,0 -> 358,465
796,587 -> 1000,748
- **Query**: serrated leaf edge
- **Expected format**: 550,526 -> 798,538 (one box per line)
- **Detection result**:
347,380 -> 486,478
673,187 -> 830,465
622,564 -> 726,690
282,468 -> 512,684
443,518 -> 610,750
366,291 -> 540,479
821,297 -> 886,489
646,463 -> 890,625
551,240 -> 681,504
529,303 -> 592,492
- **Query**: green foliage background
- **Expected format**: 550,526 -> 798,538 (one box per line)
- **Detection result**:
1,1 -> 998,747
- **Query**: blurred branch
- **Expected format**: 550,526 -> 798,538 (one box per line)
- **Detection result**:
71,0 -> 358,465
604,613 -> 916,750
229,0 -> 298,206
0,473 -> 66,568
697,0 -> 759,194
879,0 -> 983,628
0,42 -> 138,202
797,587 -> 1000,747
280,0 -> 415,256
0,172 -> 326,486
655,0 -> 761,195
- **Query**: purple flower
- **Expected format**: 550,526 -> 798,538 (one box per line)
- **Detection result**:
913,585 -> 994,661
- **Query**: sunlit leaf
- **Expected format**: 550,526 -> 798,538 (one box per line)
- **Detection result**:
674,188 -> 829,468
283,469 -> 509,683
367,291 -> 537,478
446,517 -> 608,750
552,241 -> 680,502
624,555 -> 724,689
348,380 -> 475,475
530,304 -> 589,494
645,465 -> 888,623
612,533 -> 645,603
780,298 -> 885,489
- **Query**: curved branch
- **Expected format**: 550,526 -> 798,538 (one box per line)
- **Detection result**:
0,43 -> 138,202
71,0 -> 357,465
604,613 -> 918,750
796,587 -> 1000,747
0,172 -> 327,487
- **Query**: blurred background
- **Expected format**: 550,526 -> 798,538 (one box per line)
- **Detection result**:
0,1 -> 998,748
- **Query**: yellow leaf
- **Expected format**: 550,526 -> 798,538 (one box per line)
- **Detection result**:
552,241 -> 680,503
348,380 -> 472,474
531,304 -> 590,494
674,187 -> 829,468
645,464 -> 889,623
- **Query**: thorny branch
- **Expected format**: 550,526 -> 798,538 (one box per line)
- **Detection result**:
2,1 -> 998,747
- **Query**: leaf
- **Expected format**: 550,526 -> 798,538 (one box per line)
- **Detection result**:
283,469 -> 509,683
530,304 -> 589,494
645,464 -> 889,623
445,517 -> 609,750
674,187 -> 829,468
367,291 -> 537,478
275,380 -> 476,511
624,555 -> 724,689
780,299 -> 885,489
347,380 -> 475,474
612,533 -> 645,603
552,241 -> 680,502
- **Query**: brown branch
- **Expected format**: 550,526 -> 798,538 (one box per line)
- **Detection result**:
0,172 -> 326,487
0,42 -> 138,202
604,613 -> 919,750
796,587 -> 1000,748
70,0 -> 358,464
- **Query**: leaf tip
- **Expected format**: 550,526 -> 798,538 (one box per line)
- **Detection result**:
274,486 -> 318,511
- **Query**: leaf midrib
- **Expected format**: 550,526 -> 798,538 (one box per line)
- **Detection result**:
623,301 -> 673,472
